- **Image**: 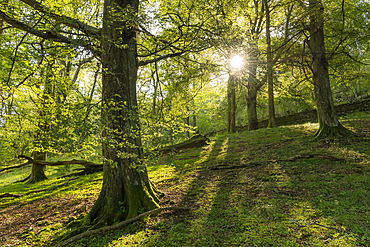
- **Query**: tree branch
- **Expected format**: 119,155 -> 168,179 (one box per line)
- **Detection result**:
138,52 -> 184,67
20,0 -> 101,37
17,155 -> 102,168
0,160 -> 32,173
0,10 -> 87,47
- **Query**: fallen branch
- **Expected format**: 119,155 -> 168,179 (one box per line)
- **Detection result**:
0,177 -> 79,198
0,160 -> 32,172
155,134 -> 210,155
210,154 -> 345,170
17,155 -> 103,175
18,155 -> 102,167
54,206 -> 188,247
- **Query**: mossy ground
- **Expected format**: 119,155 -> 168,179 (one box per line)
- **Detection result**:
0,113 -> 369,246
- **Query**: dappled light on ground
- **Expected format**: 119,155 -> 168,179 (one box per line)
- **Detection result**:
216,137 -> 229,161
0,118 -> 368,246
195,140 -> 215,166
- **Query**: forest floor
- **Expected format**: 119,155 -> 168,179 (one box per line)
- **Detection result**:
0,111 -> 369,246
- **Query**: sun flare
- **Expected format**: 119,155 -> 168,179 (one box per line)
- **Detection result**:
230,55 -> 244,69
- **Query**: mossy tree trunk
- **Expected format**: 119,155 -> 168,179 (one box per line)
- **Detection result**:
308,0 -> 351,139
86,0 -> 159,227
27,151 -> 47,183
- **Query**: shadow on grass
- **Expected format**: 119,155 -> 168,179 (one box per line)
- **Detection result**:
0,172 -> 102,246
140,123 -> 369,246
2,119 -> 368,246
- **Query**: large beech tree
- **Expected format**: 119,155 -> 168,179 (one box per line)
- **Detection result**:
0,0 -> 165,226
307,0 -> 352,138
88,0 -> 160,225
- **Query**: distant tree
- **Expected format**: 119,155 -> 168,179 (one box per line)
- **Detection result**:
27,51 -> 55,183
227,74 -> 236,133
264,0 -> 275,128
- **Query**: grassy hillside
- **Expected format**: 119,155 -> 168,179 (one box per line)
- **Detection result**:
0,112 -> 369,246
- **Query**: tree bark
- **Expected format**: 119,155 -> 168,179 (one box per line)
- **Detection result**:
308,0 -> 351,139
86,0 -> 159,227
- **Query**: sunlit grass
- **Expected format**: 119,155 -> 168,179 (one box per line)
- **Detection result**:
0,116 -> 369,246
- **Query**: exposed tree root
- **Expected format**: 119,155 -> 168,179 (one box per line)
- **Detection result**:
0,177 -> 79,198
313,123 -> 354,140
54,206 -> 189,247
210,153 -> 345,170
16,174 -> 31,183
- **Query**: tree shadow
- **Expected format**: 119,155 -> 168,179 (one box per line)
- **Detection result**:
12,120 -> 367,246
138,123 -> 369,246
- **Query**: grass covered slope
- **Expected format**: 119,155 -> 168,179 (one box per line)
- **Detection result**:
0,114 -> 369,246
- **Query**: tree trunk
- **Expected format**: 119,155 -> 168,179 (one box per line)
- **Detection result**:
86,0 -> 159,227
27,47 -> 55,183
185,115 -> 190,139
152,62 -> 160,115
264,0 -> 276,128
247,87 -> 258,130
246,42 -> 260,131
308,0 -> 351,139
168,128 -> 173,144
27,151 -> 47,183
192,114 -> 197,130
167,106 -> 173,144
227,74 -> 236,133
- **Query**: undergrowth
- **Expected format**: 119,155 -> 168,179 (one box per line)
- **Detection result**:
0,116 -> 369,246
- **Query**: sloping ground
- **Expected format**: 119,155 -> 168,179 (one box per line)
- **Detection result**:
205,97 -> 370,135
257,97 -> 370,128
0,115 -> 369,246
